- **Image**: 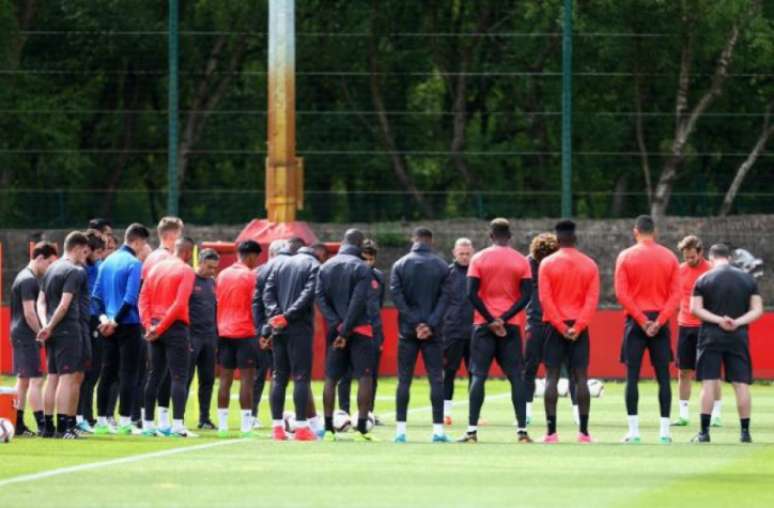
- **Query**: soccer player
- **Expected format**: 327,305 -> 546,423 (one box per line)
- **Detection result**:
139,238 -> 196,437
690,244 -> 763,443
187,248 -> 219,430
523,233 -> 560,425
141,217 -> 185,430
673,235 -> 719,427
75,230 -> 106,433
216,240 -> 263,437
92,223 -> 151,435
615,215 -> 680,444
538,220 -> 600,443
10,242 -> 58,436
391,228 -> 449,443
441,237 -> 475,426
317,229 -> 376,441
37,231 -> 90,439
264,239 -> 320,441
251,239 -> 290,428
337,239 -> 386,421
459,218 -> 533,444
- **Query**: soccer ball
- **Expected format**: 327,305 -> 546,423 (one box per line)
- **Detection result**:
282,411 -> 297,433
557,378 -> 570,397
588,379 -> 605,398
333,410 -> 351,433
0,418 -> 15,443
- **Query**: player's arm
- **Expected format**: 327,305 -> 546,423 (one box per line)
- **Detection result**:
427,263 -> 450,332
538,263 -> 567,335
733,294 -> 764,327
36,290 -> 48,329
22,299 -> 41,334
575,265 -> 600,334
466,276 -> 495,323
284,264 -> 319,322
315,269 -> 340,328
614,254 -> 648,327
155,269 -> 196,336
340,265 -> 370,337
389,261 -> 420,327
656,257 -> 681,326
500,278 -> 532,322
262,267 -> 281,319
40,292 -> 74,340
114,261 -> 142,323
689,295 -> 725,325
138,275 -> 153,330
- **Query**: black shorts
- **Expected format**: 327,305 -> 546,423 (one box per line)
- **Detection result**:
544,323 -> 590,370
326,333 -> 375,381
677,326 -> 700,370
12,340 -> 43,378
217,337 -> 259,370
696,338 -> 753,385
46,332 -> 83,375
620,316 -> 673,368
469,324 -> 523,378
272,326 -> 313,382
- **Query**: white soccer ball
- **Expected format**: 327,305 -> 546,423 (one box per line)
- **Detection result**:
534,378 -> 546,398
0,418 -> 15,443
588,379 -> 605,398
282,411 -> 297,433
333,410 -> 352,433
557,378 -> 570,397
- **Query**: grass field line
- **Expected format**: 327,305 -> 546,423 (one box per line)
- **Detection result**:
0,390 -> 513,488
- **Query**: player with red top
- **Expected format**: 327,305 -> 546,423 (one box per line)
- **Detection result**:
615,215 -> 680,444
139,237 -> 196,437
458,218 -> 533,444
673,235 -> 720,427
538,220 -> 600,443
215,240 -> 262,437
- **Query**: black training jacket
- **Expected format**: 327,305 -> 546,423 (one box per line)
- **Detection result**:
264,250 -> 320,330
389,242 -> 449,338
369,268 -> 386,343
441,262 -> 474,341
251,251 -> 291,337
315,244 -> 371,337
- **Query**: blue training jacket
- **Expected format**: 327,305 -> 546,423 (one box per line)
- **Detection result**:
91,245 -> 142,325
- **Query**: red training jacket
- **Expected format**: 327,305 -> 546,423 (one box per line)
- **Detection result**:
216,261 -> 257,339
538,247 -> 600,335
139,257 -> 196,336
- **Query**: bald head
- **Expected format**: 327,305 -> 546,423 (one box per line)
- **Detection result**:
343,228 -> 365,248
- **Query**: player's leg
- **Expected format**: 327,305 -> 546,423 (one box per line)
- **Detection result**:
78,329 -> 101,430
648,329 -> 673,443
28,376 -> 45,434
216,338 -> 236,435
523,325 -> 544,425
394,337 -> 420,441
497,325 -> 530,442
542,327 -> 562,440
571,330 -> 592,441
370,344 -> 382,415
252,347 -> 271,425
197,340 -> 216,428
732,381 -> 751,442
14,376 -> 34,436
442,339 -> 463,425
460,326 -> 495,442
270,335 -> 291,439
185,339 -> 201,412
55,372 -> 78,438
351,335 -> 375,440
156,370 -> 172,431
237,339 -> 258,436
338,368 -> 352,414
142,338 -> 166,435
421,338 -> 447,441
165,325 -> 191,436
289,330 -> 315,441
322,338 -> 347,439
622,320 -> 646,443
131,341 -> 149,426
118,326 -> 143,433
95,331 -> 119,433
725,343 -> 753,442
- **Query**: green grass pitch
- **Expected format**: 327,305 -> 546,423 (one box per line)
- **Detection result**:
1,376 -> 773,507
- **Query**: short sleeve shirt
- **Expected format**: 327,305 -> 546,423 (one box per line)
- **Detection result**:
10,268 -> 40,345
468,245 -> 531,325
41,258 -> 86,338
693,265 -> 759,345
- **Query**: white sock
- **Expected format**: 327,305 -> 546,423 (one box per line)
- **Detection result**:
308,415 -> 322,433
660,417 -> 671,438
573,405 -> 580,424
432,423 -> 444,436
296,420 -> 309,428
272,419 -> 283,429
76,415 -> 84,424
97,416 -> 107,426
396,421 -> 407,435
217,408 -> 229,432
240,410 -> 252,433
119,416 -> 131,427
526,402 -> 533,419
143,420 -> 155,431
467,425 -> 478,434
172,419 -> 184,432
679,400 -> 690,420
158,407 -> 170,428
712,400 -> 722,418
627,415 -> 640,437
140,408 -> 146,422
443,400 -> 453,417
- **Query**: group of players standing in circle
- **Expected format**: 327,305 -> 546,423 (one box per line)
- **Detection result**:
9,214 -> 763,444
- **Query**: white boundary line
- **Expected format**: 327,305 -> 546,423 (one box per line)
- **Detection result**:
0,391 -> 513,487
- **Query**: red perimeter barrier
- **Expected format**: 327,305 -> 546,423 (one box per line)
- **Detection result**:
1,306 -> 772,379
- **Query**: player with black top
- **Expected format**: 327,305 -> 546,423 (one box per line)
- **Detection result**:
37,231 -> 90,438
690,244 -> 763,443
10,242 -> 58,436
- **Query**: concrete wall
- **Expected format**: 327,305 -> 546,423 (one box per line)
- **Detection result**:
1,215 -> 770,306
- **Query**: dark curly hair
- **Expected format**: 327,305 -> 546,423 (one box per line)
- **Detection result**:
529,232 -> 559,262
